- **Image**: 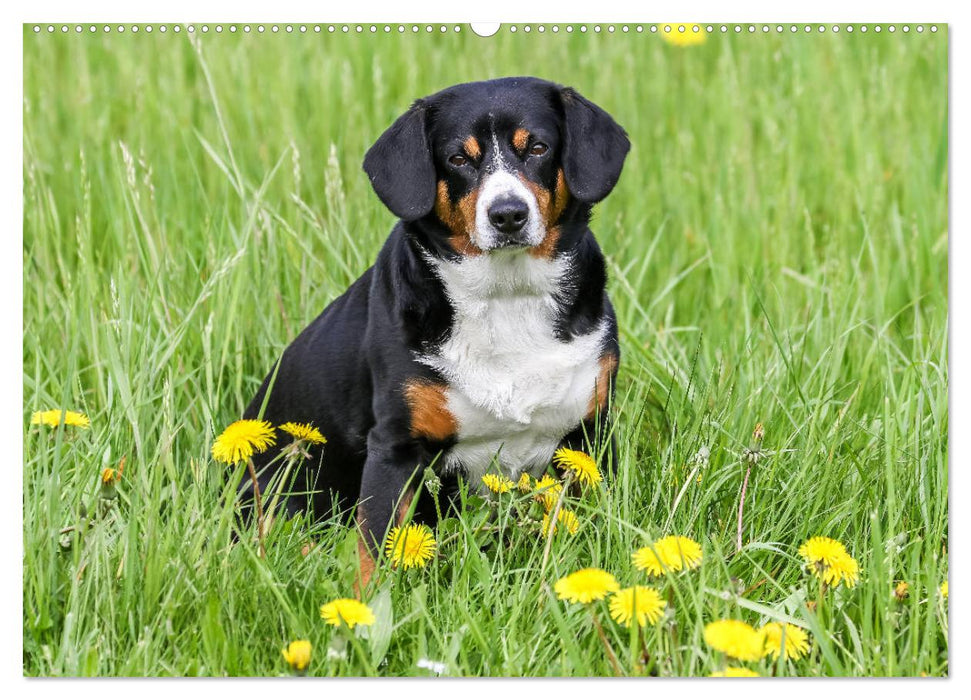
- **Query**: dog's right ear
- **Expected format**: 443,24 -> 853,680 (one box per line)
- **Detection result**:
363,101 -> 436,221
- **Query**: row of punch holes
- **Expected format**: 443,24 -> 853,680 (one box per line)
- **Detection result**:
32,24 -> 940,36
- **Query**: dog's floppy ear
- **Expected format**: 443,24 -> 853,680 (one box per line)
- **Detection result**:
558,87 -> 630,203
363,101 -> 436,221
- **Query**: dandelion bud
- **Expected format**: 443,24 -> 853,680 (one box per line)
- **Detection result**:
741,424 -> 766,464
423,466 -> 441,498
99,465 -> 122,499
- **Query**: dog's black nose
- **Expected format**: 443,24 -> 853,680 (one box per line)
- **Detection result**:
488,198 -> 529,235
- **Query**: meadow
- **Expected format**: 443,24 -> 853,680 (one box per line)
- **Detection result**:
22,24 -> 948,677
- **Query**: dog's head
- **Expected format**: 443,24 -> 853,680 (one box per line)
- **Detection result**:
363,77 -> 629,257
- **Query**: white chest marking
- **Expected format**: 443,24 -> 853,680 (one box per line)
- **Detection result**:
419,252 -> 607,485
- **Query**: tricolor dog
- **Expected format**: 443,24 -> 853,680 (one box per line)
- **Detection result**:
241,77 -> 629,586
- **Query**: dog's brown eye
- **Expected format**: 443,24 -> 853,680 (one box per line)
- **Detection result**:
529,142 -> 549,156
448,154 -> 468,167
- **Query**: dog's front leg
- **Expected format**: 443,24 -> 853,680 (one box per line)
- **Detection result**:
354,437 -> 425,594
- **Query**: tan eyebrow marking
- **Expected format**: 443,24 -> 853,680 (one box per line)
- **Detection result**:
512,128 -> 530,153
463,136 -> 481,160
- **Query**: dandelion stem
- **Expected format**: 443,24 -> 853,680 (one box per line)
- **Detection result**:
639,632 -> 653,676
264,449 -> 301,535
432,488 -> 443,524
540,471 -> 574,575
736,464 -> 751,554
343,626 -> 377,676
665,463 -> 701,533
667,587 -> 680,676
246,457 -> 266,559
436,524 -> 499,549
590,609 -> 624,676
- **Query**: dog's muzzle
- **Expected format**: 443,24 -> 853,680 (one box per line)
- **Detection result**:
487,196 -> 530,247
475,170 -> 543,250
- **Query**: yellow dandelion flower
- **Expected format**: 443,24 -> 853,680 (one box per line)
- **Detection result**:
798,536 -> 860,588
533,475 -> 564,511
554,568 -> 620,604
31,409 -> 90,429
516,472 -> 533,493
279,422 -> 327,445
211,419 -> 276,464
608,586 -> 666,627
661,24 -> 707,46
281,639 -> 312,671
940,580 -> 948,600
384,523 -> 437,569
553,447 -> 602,486
632,535 -> 703,576
703,620 -> 764,662
320,598 -> 375,629
760,622 -> 810,661
893,581 -> 910,601
710,667 -> 760,677
541,508 -> 580,537
482,473 -> 515,494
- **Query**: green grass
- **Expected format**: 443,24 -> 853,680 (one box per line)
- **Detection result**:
23,25 -> 948,677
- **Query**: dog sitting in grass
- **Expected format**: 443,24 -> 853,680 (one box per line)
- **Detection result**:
241,77 -> 629,586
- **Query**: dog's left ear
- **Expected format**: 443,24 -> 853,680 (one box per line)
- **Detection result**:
363,101 -> 436,221
558,87 -> 631,203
